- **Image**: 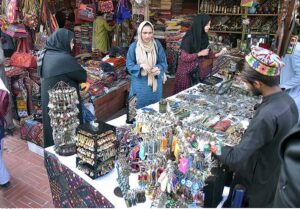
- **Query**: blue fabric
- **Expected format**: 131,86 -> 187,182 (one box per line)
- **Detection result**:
126,40 -> 167,109
0,123 -> 4,150
82,104 -> 96,124
0,120 -> 9,184
280,43 -> 300,121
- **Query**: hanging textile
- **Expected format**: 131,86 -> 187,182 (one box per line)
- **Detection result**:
116,0 -> 131,24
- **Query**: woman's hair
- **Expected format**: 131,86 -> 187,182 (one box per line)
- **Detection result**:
241,62 -> 279,87
142,22 -> 153,31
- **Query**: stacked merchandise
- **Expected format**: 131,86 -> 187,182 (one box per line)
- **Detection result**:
76,122 -> 117,179
48,81 -> 80,156
160,0 -> 171,10
74,24 -> 93,55
149,0 -> 171,18
80,56 -> 127,101
20,119 -> 44,147
171,0 -> 183,14
163,16 -> 194,75
153,23 -> 165,40
165,20 -> 182,75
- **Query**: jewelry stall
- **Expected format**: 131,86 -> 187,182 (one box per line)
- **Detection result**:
45,65 -> 259,207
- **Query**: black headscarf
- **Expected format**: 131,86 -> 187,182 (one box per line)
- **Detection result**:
180,14 -> 211,54
45,28 -> 74,52
38,29 -> 84,78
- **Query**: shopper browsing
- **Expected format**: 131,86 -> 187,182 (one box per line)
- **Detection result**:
39,29 -> 87,147
174,14 -> 226,93
126,21 -> 167,108
92,12 -> 116,52
216,47 -> 299,207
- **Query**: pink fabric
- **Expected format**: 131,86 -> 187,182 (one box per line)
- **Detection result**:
174,50 -> 215,94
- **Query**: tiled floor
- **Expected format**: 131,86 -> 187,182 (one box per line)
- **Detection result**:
0,131 -> 54,208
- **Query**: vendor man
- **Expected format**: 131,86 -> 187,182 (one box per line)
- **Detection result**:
216,47 -> 299,207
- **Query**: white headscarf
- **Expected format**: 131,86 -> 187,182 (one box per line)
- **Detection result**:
135,21 -> 158,92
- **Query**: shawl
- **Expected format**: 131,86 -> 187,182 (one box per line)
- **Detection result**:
136,21 -> 159,92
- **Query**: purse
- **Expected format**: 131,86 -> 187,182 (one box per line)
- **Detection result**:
189,67 -> 200,86
10,38 -> 37,69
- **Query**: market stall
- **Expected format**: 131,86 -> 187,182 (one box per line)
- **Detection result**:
45,72 -> 259,207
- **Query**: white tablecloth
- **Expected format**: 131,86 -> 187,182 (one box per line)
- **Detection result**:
46,83 -> 230,208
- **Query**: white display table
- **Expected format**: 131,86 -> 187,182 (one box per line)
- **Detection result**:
45,83 -> 233,208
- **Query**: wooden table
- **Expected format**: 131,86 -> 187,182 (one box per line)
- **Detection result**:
93,81 -> 130,121
93,77 -> 175,121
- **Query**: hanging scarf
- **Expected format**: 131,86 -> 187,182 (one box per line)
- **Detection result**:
135,21 -> 158,92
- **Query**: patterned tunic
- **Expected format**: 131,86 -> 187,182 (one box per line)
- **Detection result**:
174,50 -> 215,93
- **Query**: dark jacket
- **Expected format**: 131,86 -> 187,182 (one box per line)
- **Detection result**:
40,29 -> 87,147
217,92 -> 298,207
273,123 -> 300,207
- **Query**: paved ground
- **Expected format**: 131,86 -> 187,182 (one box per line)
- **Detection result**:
0,108 -> 126,208
0,130 -> 54,208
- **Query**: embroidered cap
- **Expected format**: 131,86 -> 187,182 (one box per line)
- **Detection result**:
245,46 -> 285,76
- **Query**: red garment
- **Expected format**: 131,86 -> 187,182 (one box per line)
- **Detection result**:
174,50 -> 215,93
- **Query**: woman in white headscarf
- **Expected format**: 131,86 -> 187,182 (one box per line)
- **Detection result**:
126,21 -> 167,108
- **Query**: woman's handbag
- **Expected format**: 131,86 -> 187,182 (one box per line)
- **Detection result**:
10,38 -> 37,69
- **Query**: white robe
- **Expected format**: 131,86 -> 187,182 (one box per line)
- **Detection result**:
0,78 -> 10,184
0,139 -> 10,184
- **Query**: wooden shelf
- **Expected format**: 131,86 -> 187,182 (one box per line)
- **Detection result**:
206,13 -> 242,16
209,30 -> 242,34
251,32 -> 277,36
248,14 -> 278,16
209,30 -> 277,36
205,13 -> 278,17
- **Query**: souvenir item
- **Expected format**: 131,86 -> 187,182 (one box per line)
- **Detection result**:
159,99 -> 168,114
76,121 -> 117,179
114,80 -> 259,207
48,81 -> 80,156
126,94 -> 137,124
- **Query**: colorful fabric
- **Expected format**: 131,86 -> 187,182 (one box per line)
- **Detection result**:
174,50 -> 215,94
245,46 -> 285,76
44,151 -> 114,208
20,119 -> 44,147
